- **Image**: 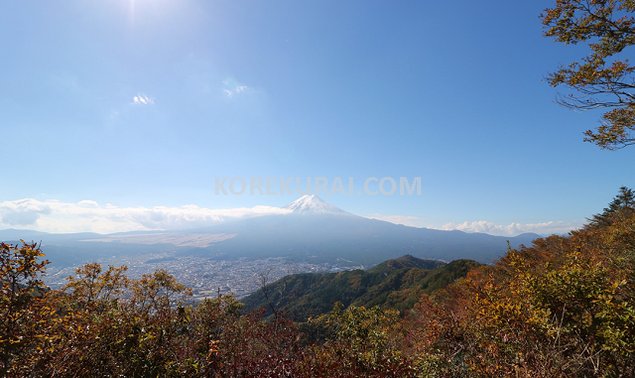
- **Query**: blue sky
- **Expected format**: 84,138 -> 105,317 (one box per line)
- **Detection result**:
1,0 -> 633,235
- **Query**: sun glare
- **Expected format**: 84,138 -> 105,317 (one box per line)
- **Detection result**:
124,0 -> 177,25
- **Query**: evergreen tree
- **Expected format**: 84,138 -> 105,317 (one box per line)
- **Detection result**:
589,186 -> 635,227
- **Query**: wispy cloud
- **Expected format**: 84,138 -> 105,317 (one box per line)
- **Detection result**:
222,78 -> 251,98
131,94 -> 155,105
0,199 -> 290,234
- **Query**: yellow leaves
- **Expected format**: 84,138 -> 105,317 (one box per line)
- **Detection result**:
409,209 -> 635,376
3,211 -> 635,376
542,0 -> 635,149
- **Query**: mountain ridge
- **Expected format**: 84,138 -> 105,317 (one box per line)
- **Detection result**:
241,255 -> 481,321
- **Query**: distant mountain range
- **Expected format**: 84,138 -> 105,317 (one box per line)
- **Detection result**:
0,195 -> 539,267
242,254 -> 480,321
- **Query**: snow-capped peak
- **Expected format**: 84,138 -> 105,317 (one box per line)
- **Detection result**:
285,195 -> 348,215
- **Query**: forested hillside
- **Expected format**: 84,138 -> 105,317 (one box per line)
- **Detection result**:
242,255 -> 479,321
1,188 -> 634,377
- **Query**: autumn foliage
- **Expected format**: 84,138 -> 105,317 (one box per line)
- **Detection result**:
542,0 -> 635,149
403,188 -> 635,376
2,189 -> 635,377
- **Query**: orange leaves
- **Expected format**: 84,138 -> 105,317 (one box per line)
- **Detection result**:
0,242 -> 53,376
403,206 -> 635,376
3,204 -> 635,376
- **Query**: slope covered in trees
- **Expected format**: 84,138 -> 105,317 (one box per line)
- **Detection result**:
1,188 -> 635,376
242,255 -> 479,321
404,188 -> 635,376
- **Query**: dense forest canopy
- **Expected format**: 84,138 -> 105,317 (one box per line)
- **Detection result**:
1,188 -> 634,377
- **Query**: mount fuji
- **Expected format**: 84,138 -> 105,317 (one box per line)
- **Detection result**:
0,195 -> 539,266
285,194 -> 351,215
173,195 -> 538,264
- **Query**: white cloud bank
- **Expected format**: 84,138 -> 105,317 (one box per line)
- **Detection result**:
0,199 -> 581,236
0,199 -> 290,234
368,213 -> 580,236
440,220 -> 580,236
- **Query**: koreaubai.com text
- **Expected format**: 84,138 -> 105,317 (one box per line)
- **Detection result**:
214,176 -> 422,196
